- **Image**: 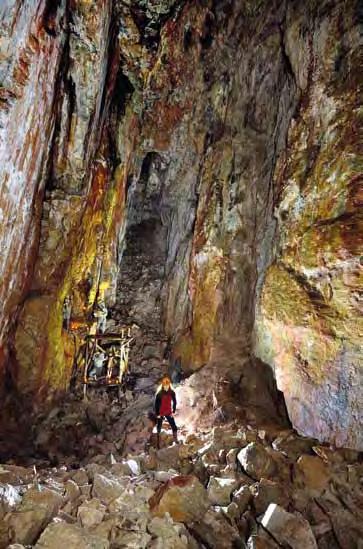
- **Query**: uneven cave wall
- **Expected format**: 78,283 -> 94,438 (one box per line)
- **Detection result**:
255,0 -> 363,449
117,0 -> 299,375
0,0 -> 131,400
0,0 -> 68,392
0,0 -> 361,448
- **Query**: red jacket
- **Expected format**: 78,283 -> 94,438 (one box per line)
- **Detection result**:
154,389 -> 176,416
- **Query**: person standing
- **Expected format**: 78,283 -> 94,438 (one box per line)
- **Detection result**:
154,375 -> 178,448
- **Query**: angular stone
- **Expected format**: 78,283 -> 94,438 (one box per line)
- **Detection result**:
149,475 -> 209,523
92,474 -> 125,505
272,434 -> 315,460
190,508 -> 241,549
65,479 -> 81,502
77,499 -> 106,529
261,504 -> 317,548
0,466 -> 33,485
295,455 -> 330,494
90,518 -> 118,541
7,508 -> 50,546
72,470 -> 89,486
6,487 -> 64,546
154,470 -> 179,483
207,476 -> 240,506
35,521 -> 109,548
156,445 -> 181,471
113,529 -> 151,548
250,479 -> 289,515
147,516 -> 189,548
237,443 -> 276,480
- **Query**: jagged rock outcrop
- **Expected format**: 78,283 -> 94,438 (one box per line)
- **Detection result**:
0,0 -> 361,450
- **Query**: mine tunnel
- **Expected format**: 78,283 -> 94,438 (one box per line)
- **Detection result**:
0,0 -> 362,548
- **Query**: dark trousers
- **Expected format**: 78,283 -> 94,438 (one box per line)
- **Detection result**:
157,415 -> 177,433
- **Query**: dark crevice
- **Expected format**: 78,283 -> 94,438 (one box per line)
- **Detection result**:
45,10 -> 74,192
200,10 -> 215,49
278,22 -> 296,85
42,0 -> 62,37
183,23 -> 193,50
113,68 -> 134,119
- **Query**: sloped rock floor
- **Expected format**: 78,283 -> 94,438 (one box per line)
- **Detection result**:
1,364 -> 363,549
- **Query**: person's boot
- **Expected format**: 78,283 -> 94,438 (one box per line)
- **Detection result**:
156,434 -> 160,449
173,431 -> 179,445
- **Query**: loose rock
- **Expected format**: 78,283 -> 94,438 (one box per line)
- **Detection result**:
260,503 -> 317,549
237,443 -> 276,480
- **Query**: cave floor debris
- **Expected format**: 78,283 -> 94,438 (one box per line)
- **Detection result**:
0,372 -> 362,549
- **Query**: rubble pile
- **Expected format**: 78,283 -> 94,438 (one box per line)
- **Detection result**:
0,380 -> 362,548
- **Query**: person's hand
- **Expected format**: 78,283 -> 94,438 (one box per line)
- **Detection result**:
157,415 -> 161,419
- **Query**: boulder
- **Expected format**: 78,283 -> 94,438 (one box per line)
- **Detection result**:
147,516 -> 189,548
272,434 -> 315,460
250,479 -> 289,515
77,499 -> 106,529
0,465 -> 33,485
237,443 -> 276,480
109,484 -> 155,532
295,455 -> 330,494
35,521 -> 109,548
21,487 -> 64,513
90,517 -> 118,541
156,446 -> 181,471
207,477 -> 240,506
65,479 -> 81,502
72,470 -> 89,486
112,529 -> 151,548
154,470 -> 179,483
6,487 -> 64,546
260,504 -> 317,548
190,508 -> 241,549
92,474 -> 125,504
149,475 -> 209,523
7,508 -> 51,546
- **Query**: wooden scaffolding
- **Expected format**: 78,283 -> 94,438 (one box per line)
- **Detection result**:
82,329 -> 134,397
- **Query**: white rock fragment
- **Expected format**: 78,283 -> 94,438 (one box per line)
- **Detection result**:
261,503 -> 317,549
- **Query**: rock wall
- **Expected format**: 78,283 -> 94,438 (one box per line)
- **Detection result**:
0,0 -> 68,390
0,0 -> 361,447
255,0 -> 363,449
